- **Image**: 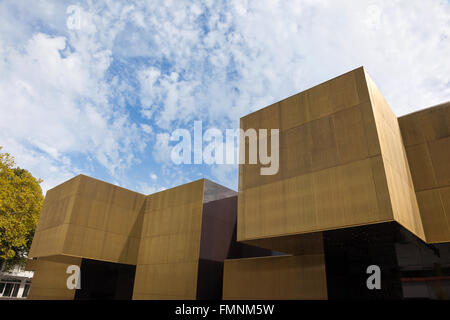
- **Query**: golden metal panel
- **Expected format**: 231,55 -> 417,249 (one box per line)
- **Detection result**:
399,102 -> 450,242
29,176 -> 80,257
332,105 -> 370,164
143,203 -> 203,238
416,189 -> 450,243
366,70 -> 425,241
29,175 -> 146,265
259,102 -> 281,130
63,224 -> 86,256
312,165 -> 345,229
101,232 -> 129,263
28,255 -> 81,300
81,227 -> 105,259
279,68 -> 363,133
314,157 -> 383,228
280,93 -> 310,131
241,68 -> 371,192
328,70 -> 361,114
283,173 -> 316,234
428,137 -> 450,187
29,224 -> 68,258
222,254 -> 327,300
360,101 -> 382,156
133,179 -> 205,300
399,102 -> 450,147
133,262 -> 199,299
259,179 -> 285,236
309,116 -> 339,172
404,143 -> 437,191
281,123 -> 313,180
306,80 -> 333,120
336,157 -> 386,223
238,156 -> 391,243
240,185 -> 262,240
369,156 -> 394,218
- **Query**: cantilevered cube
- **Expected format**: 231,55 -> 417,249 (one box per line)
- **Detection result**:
29,174 -> 146,264
238,67 -> 425,249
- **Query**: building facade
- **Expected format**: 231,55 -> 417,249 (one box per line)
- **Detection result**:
0,262 -> 32,299
223,67 -> 450,299
27,67 -> 450,299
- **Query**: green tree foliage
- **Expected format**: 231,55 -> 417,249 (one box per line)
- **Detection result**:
0,146 -> 43,270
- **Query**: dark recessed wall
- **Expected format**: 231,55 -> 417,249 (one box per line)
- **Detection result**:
196,195 -> 272,299
323,222 -> 450,300
323,222 -> 403,300
75,258 -> 136,300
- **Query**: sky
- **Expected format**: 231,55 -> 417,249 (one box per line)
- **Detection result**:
0,0 -> 449,194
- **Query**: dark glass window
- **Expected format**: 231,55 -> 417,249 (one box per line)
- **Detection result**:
11,284 -> 20,297
22,284 -> 30,298
3,283 -> 13,297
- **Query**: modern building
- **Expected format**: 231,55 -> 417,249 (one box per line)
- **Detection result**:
0,262 -> 32,299
26,177 -> 271,299
223,67 -> 450,300
27,67 -> 450,299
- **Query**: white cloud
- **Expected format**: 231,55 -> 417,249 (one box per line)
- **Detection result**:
132,0 -> 450,188
136,178 -> 166,195
210,164 -> 238,191
0,3 -> 148,191
1,0 -> 449,193
141,124 -> 153,135
130,0 -> 450,123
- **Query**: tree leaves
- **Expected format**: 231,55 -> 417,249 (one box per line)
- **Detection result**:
0,146 -> 43,268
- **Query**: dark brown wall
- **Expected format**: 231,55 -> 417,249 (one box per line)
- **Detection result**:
197,195 -> 272,299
